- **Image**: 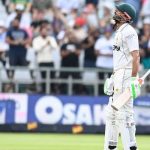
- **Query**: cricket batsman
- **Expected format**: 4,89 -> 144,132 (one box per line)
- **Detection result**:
104,3 -> 140,150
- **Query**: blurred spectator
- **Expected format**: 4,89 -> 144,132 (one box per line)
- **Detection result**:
72,19 -> 87,42
81,27 -> 99,95
9,0 -> 32,12
56,0 -> 80,13
59,31 -> 82,94
52,6 -> 84,39
139,21 -> 150,69
33,0 -> 52,10
0,1 -> 8,21
6,17 -> 29,79
140,0 -> 150,25
6,3 -> 32,30
32,8 -> 45,22
82,27 -> 98,68
31,9 -> 48,38
86,0 -> 98,7
52,8 -> 65,37
44,6 -> 54,23
0,20 -> 9,66
98,0 -> 114,16
95,25 -> 113,95
75,17 -> 86,28
1,0 -> 7,5
83,3 -> 99,28
32,24 -> 58,93
98,1 -> 114,29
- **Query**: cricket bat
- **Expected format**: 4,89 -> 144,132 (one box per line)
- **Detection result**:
111,70 -> 150,111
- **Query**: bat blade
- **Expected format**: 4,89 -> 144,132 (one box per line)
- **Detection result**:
111,69 -> 150,111
111,88 -> 131,111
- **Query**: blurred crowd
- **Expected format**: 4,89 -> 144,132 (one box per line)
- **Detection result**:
0,0 -> 150,94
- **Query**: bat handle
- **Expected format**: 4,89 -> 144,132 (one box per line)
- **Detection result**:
138,78 -> 144,86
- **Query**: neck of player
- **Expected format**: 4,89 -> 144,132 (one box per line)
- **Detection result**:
116,22 -> 125,30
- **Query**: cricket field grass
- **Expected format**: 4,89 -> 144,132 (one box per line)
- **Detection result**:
0,133 -> 150,150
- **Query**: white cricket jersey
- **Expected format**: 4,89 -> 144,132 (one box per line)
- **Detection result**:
113,23 -> 139,71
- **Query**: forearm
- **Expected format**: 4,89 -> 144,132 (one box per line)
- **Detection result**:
6,38 -> 17,45
132,52 -> 140,77
22,38 -> 30,45
132,61 -> 139,77
61,51 -> 70,58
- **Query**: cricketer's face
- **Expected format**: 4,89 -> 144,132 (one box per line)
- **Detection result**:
113,9 -> 131,23
113,9 -> 124,22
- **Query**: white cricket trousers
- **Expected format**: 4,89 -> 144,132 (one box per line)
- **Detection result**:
104,68 -> 137,150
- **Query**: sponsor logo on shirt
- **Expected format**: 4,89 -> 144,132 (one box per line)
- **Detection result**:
113,45 -> 120,51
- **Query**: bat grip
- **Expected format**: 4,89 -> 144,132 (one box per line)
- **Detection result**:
138,70 -> 150,85
138,78 -> 144,85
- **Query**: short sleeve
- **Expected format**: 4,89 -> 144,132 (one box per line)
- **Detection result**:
125,31 -> 139,52
6,30 -> 12,38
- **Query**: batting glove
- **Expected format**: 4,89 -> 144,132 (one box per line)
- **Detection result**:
104,75 -> 114,95
130,77 -> 143,99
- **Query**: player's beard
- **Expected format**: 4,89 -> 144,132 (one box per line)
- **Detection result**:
113,14 -> 123,22
112,15 -> 125,30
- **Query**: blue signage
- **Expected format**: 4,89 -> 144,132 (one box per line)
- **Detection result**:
0,94 -> 150,125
